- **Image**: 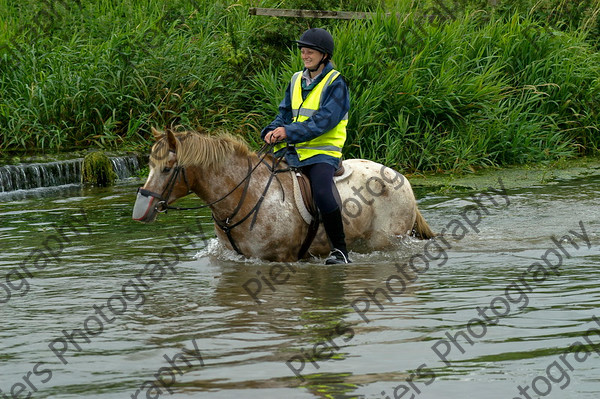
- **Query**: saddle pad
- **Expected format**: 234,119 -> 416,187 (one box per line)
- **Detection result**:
334,160 -> 353,182
291,171 -> 314,225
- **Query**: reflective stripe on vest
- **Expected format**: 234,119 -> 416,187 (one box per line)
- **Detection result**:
274,69 -> 348,161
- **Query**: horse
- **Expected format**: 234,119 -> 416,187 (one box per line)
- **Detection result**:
133,128 -> 435,262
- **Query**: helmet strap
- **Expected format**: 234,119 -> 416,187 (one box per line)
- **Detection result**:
307,53 -> 328,73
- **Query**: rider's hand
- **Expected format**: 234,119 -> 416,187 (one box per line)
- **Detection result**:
265,127 -> 287,144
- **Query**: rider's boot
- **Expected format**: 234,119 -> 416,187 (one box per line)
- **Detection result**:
321,208 -> 351,264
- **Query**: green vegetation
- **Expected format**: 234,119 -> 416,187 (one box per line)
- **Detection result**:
81,151 -> 117,187
1,0 -> 599,172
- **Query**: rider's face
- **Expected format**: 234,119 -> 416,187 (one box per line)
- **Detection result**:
301,47 -> 325,71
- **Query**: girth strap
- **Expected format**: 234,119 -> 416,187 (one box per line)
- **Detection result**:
214,218 -> 244,255
208,149 -> 327,261
212,158 -> 253,255
297,213 -> 320,260
213,154 -> 287,257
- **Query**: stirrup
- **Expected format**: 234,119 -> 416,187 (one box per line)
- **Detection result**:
325,249 -> 351,265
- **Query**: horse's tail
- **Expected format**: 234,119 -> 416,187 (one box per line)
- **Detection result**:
412,207 -> 436,239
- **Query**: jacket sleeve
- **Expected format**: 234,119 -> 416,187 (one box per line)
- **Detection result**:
282,77 -> 350,144
261,83 -> 293,140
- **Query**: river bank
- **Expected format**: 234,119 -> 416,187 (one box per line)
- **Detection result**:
2,144 -> 599,200
409,155 -> 600,192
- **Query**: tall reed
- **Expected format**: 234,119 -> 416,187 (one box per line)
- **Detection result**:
0,0 -> 599,172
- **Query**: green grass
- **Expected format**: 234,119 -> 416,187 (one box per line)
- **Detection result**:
1,0 -> 599,172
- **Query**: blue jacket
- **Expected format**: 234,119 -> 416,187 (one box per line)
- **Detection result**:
261,62 -> 350,168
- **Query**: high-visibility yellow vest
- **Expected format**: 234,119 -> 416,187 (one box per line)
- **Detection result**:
274,69 -> 348,161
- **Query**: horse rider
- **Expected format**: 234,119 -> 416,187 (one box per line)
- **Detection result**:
262,27 -> 351,264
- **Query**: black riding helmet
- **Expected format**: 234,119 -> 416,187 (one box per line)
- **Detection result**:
296,28 -> 334,57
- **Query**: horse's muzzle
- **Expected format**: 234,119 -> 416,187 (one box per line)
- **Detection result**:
132,188 -> 161,222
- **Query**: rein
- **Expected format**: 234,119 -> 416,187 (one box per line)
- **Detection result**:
143,143 -> 303,256
145,143 -> 282,213
212,147 -> 289,254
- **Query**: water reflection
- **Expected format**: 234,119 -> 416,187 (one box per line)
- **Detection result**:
0,175 -> 599,398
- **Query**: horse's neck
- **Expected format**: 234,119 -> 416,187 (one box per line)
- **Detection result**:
188,154 -> 270,220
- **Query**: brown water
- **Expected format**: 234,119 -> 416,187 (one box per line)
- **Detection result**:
0,172 -> 599,398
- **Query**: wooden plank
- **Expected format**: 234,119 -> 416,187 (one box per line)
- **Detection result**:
248,7 -> 450,22
249,7 -> 370,20
249,3 -> 501,20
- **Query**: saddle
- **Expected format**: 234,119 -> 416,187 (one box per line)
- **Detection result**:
292,160 -> 351,259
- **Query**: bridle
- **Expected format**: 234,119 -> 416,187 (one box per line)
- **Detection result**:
137,157 -> 192,213
138,144 -> 280,211
138,143 -> 306,256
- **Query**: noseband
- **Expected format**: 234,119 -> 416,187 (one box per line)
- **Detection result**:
137,161 -> 192,213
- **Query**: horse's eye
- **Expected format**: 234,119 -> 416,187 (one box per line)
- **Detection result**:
162,167 -> 171,173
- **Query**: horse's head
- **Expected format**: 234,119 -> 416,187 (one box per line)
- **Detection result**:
132,128 -> 191,223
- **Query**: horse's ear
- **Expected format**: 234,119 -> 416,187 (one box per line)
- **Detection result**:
166,130 -> 177,151
151,127 -> 164,140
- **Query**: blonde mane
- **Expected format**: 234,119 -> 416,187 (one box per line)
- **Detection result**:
150,130 -> 253,170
